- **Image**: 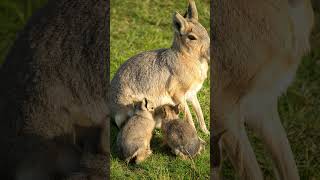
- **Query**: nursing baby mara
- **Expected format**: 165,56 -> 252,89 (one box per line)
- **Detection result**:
117,99 -> 204,164
158,104 -> 205,159
117,98 -> 155,164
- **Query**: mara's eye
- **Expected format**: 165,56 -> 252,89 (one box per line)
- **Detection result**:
187,34 -> 197,40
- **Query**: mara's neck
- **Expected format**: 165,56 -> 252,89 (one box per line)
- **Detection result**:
171,39 -> 200,61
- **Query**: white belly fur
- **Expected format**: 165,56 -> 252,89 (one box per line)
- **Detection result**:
186,60 -> 208,100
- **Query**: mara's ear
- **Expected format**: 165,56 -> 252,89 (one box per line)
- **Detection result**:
183,0 -> 198,20
177,104 -> 184,113
142,98 -> 154,111
141,98 -> 148,111
173,12 -> 188,35
174,104 -> 181,115
161,106 -> 168,118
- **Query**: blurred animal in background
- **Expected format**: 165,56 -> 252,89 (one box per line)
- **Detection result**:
212,0 -> 314,179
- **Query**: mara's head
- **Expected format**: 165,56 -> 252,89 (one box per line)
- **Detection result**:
171,0 -> 210,61
155,104 -> 181,121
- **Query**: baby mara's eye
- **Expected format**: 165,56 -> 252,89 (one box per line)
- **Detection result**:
187,34 -> 197,41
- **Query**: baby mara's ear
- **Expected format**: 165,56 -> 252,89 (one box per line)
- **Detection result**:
161,105 -> 174,119
175,104 -> 184,115
161,106 -> 169,119
141,98 -> 155,112
174,104 -> 181,115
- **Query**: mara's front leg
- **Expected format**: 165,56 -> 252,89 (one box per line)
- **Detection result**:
168,78 -> 196,130
188,94 -> 209,134
171,93 -> 196,130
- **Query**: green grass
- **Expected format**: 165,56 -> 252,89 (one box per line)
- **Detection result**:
110,0 -> 210,179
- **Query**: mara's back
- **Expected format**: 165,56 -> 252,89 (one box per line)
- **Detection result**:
110,49 -> 178,107
164,119 -> 199,153
212,0 -> 314,103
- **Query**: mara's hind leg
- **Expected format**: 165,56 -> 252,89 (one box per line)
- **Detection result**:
245,103 -> 299,180
188,94 -> 209,134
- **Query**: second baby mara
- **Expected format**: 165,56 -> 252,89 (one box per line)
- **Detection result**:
117,99 -> 204,164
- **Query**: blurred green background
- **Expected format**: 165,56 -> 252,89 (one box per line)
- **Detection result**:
110,0 -> 210,179
0,0 -> 319,179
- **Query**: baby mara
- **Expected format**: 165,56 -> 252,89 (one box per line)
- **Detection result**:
158,104 -> 205,159
117,100 -> 204,164
117,98 -> 155,164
